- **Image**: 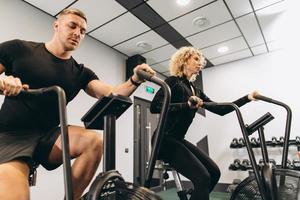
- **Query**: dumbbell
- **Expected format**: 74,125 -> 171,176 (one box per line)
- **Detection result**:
237,138 -> 245,148
293,159 -> 300,170
290,136 -> 300,146
240,159 -> 251,171
250,137 -> 259,148
229,159 -> 241,171
230,138 -> 239,148
285,159 -> 293,169
270,136 -> 279,147
278,136 -> 285,146
256,138 -> 261,147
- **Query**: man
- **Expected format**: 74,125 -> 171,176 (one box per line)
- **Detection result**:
0,8 -> 154,200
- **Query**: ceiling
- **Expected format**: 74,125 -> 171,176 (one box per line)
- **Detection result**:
22,0 -> 286,76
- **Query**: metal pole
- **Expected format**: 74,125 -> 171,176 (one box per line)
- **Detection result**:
43,86 -> 73,200
103,115 -> 116,172
258,127 -> 269,164
55,86 -> 73,200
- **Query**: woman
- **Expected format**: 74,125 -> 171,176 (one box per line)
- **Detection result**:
150,46 -> 258,200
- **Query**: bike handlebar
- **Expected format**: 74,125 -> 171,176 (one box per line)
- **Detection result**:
1,85 -> 74,200
139,70 -> 172,188
204,94 -> 292,170
254,95 -> 292,169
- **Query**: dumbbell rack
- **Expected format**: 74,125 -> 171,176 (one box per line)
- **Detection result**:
230,136 -> 300,149
229,136 -> 300,171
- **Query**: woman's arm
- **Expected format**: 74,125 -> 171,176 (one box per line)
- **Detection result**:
200,90 -> 258,116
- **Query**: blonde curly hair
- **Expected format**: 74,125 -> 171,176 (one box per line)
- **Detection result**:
169,46 -> 206,77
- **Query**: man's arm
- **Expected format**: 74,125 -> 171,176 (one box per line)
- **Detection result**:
85,63 -> 155,98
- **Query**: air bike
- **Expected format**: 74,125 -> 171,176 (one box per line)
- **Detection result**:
15,71 -> 167,200
204,95 -> 300,200
21,85 -> 158,200
19,67 -> 176,200
21,70 -> 170,199
81,70 -> 170,199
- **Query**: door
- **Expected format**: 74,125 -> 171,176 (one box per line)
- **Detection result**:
133,97 -> 160,187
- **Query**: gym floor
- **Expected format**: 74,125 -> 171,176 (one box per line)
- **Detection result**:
157,188 -> 230,200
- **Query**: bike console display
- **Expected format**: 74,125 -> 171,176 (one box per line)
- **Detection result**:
81,94 -> 132,130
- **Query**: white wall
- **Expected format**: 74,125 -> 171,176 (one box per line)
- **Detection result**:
1,0 -> 299,198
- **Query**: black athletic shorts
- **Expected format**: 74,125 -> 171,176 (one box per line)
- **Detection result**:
0,126 -> 62,171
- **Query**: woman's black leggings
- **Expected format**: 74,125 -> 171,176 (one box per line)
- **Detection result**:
158,137 -> 221,200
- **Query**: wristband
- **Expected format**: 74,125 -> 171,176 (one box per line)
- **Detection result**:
130,76 -> 141,87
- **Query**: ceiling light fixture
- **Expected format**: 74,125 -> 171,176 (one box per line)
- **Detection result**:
136,41 -> 152,51
177,0 -> 190,6
192,16 -> 209,28
218,46 -> 229,53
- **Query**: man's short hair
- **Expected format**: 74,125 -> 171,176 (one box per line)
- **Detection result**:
58,8 -> 87,23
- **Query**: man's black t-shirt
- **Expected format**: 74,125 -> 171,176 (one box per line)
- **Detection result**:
0,39 -> 99,131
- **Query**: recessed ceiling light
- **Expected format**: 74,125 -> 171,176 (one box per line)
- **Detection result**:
177,0 -> 190,6
218,46 -> 229,53
192,16 -> 209,28
136,41 -> 152,51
